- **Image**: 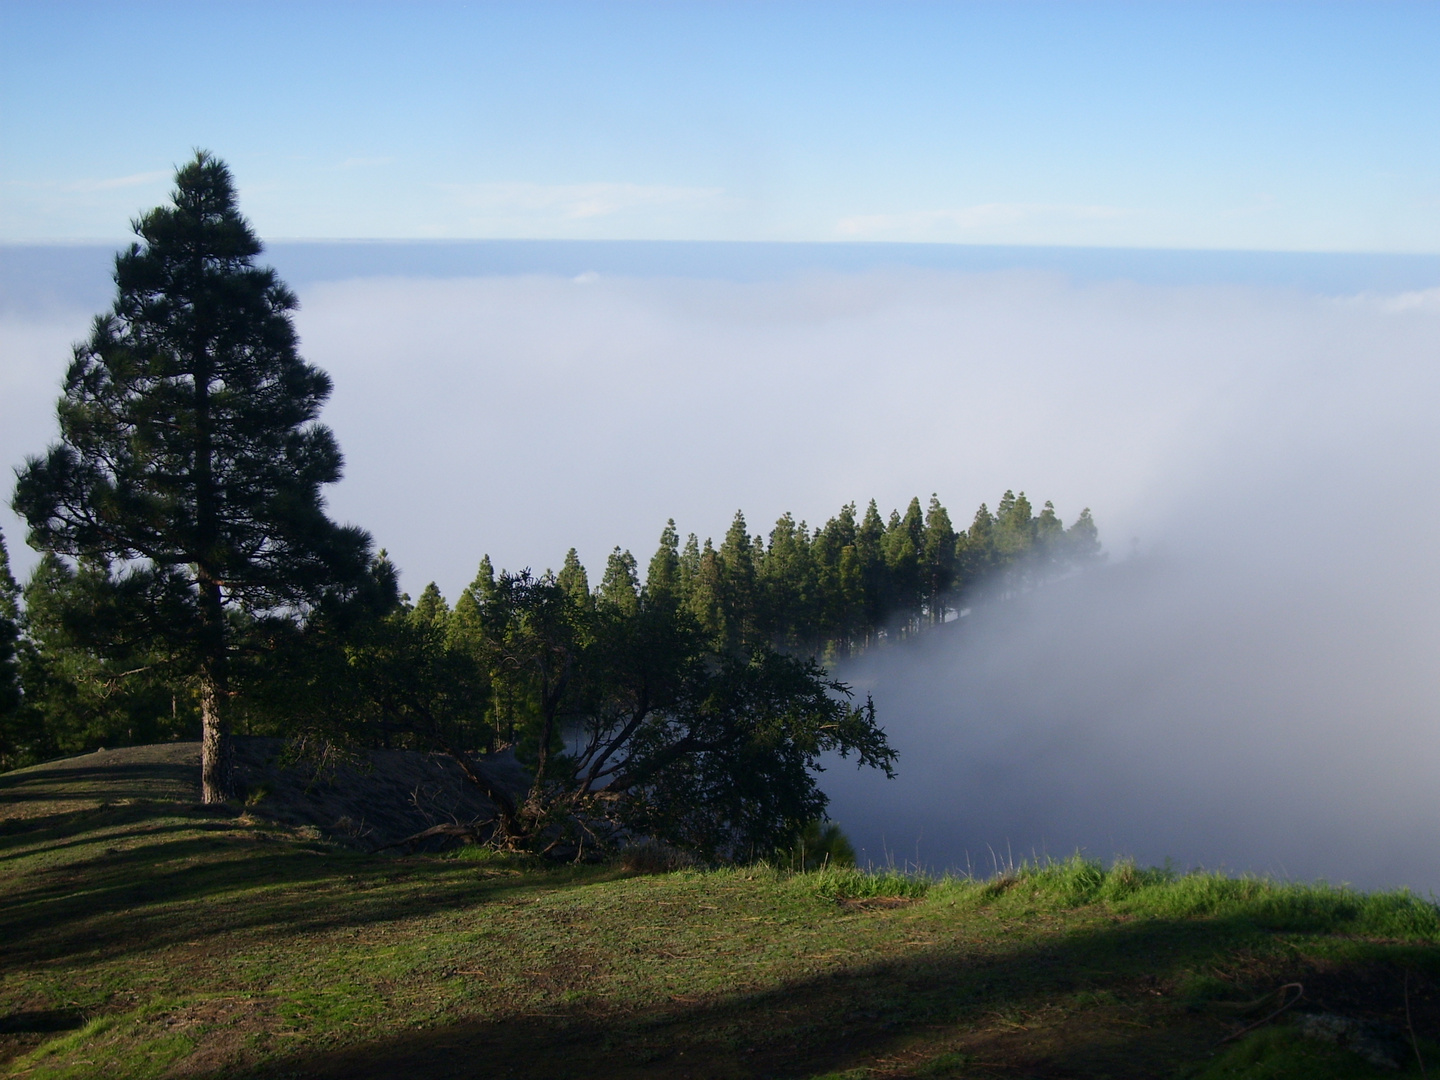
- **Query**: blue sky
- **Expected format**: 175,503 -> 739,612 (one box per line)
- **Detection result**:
3,1 -> 1438,250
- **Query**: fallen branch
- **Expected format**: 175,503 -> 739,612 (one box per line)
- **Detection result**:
1407,969 -> 1428,1079
371,820 -> 493,853
1218,983 -> 1305,1045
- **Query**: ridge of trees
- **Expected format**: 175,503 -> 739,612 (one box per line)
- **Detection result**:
655,491 -> 1099,660
371,488 -> 1099,683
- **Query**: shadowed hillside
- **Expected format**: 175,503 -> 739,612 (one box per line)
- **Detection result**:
0,739 -> 526,851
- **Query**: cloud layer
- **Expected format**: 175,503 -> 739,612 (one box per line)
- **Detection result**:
835,203 -> 1135,243
438,181 -> 730,227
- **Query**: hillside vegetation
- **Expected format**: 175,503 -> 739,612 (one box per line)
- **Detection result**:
2,747 -> 1439,1079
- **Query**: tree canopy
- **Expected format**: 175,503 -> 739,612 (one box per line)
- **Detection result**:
649,492 -> 1100,661
276,550 -> 895,858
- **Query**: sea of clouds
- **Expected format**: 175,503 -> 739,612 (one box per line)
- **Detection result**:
4,259 -> 1439,890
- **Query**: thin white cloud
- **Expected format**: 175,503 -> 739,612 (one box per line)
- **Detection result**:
62,171 -> 170,193
1382,285 -> 1440,311
836,202 -> 1133,240
438,181 -> 728,221
2,171 -> 170,195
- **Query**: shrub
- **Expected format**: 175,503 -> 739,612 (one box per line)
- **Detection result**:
620,838 -> 698,875
779,819 -> 857,871
800,865 -> 930,902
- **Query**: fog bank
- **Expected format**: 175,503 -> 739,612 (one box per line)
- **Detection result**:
299,270 -> 1440,893
819,280 -> 1440,891
284,271 -> 1436,596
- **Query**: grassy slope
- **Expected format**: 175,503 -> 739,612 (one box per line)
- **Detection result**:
2,751 -> 1439,1079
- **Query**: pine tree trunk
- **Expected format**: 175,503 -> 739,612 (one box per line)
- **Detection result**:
199,666 -> 230,803
197,568 -> 230,803
193,318 -> 228,803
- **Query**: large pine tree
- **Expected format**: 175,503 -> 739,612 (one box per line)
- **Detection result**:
12,152 -> 370,801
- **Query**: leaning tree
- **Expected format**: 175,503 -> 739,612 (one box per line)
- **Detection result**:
13,152 -> 370,801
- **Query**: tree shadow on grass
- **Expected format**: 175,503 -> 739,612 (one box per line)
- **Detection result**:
0,760 -> 200,806
0,815 -> 618,968
0,1009 -> 85,1035
0,803 -> 229,859
184,913 -> 1337,1080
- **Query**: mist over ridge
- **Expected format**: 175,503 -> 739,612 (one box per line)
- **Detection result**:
4,245 -> 1439,892
814,274 -> 1440,891
229,265 -> 1440,895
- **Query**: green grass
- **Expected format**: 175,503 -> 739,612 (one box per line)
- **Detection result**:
922,854 -> 1440,938
3,766 -> 1440,1078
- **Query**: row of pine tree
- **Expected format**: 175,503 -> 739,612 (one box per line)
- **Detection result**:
414,490 -> 1100,662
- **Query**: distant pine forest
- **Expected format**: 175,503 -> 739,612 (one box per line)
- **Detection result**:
437,490 -> 1100,662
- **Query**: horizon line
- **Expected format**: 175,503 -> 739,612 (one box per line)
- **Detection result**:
5,237 -> 1440,260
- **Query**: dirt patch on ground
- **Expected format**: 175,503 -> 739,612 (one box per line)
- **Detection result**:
0,737 -> 530,852
837,896 -> 920,910
156,996 -> 281,1078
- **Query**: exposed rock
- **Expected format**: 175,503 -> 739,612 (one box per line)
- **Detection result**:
1293,1011 -> 1406,1070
